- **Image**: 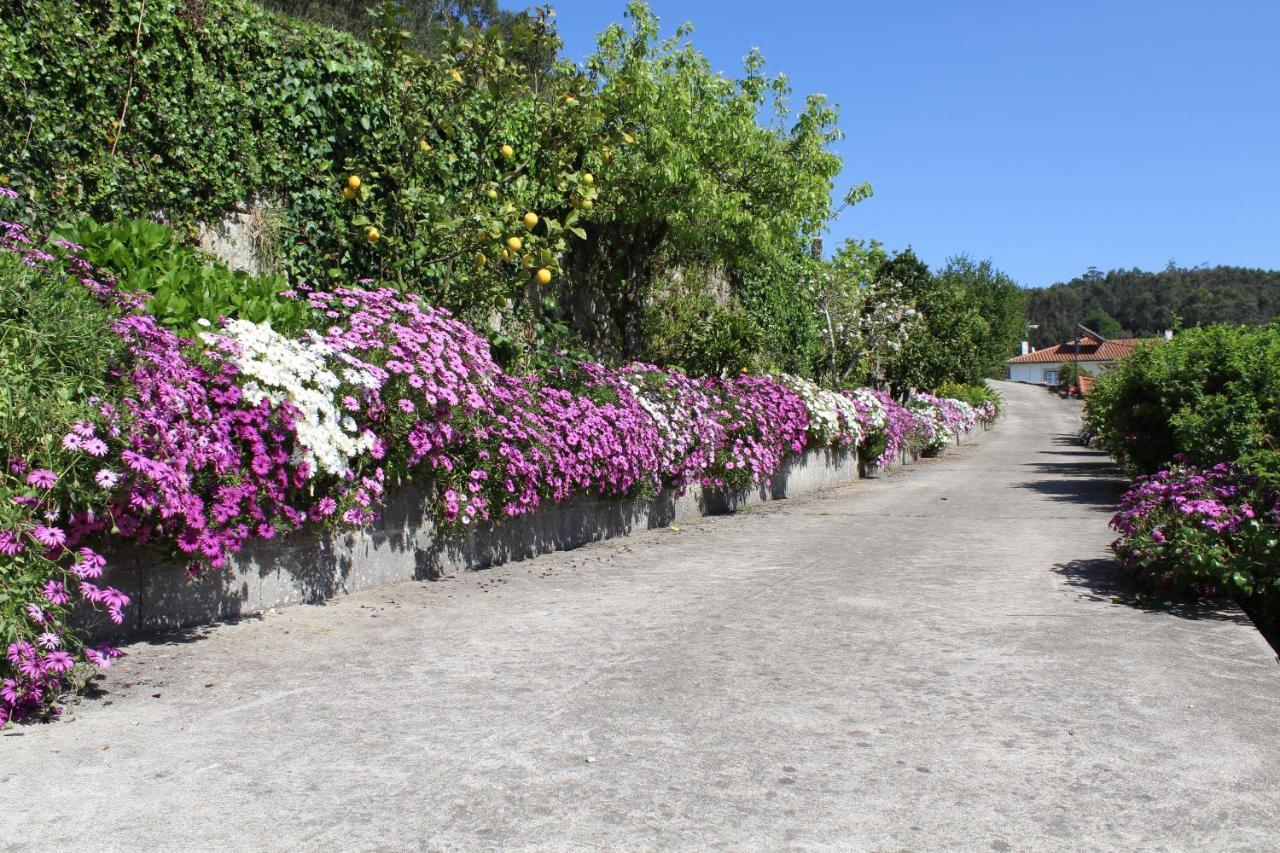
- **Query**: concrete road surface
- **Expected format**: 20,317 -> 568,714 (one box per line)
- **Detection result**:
2,381 -> 1277,851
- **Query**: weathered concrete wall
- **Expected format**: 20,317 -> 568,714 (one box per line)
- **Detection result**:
90,444 -> 867,641
89,427 -> 980,641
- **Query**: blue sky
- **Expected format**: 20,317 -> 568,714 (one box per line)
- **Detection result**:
545,1 -> 1280,288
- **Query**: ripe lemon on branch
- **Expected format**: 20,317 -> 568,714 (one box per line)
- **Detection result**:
523,211 -> 538,229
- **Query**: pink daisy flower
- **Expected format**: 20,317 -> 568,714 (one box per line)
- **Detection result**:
26,469 -> 57,489
31,525 -> 66,548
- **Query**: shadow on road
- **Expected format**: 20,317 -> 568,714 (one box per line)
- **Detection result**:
1054,558 -> 1255,626
1017,468 -> 1127,512
1017,436 -> 1128,511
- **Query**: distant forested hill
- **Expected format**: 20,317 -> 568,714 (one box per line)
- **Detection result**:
1024,265 -> 1280,348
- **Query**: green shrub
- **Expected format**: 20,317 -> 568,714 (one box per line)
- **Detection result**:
935,380 -> 1004,415
0,251 -> 126,491
1085,324 -> 1280,473
1056,361 -> 1082,392
52,219 -> 313,337
642,286 -> 763,377
0,0 -> 593,332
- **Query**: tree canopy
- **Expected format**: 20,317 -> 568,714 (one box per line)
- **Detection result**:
1025,264 -> 1280,348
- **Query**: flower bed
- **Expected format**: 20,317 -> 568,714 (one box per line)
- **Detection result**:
1110,461 -> 1280,598
0,219 -> 992,725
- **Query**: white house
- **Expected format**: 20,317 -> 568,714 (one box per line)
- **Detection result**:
1005,328 -> 1161,386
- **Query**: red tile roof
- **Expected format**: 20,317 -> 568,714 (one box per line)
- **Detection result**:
1006,335 -> 1158,364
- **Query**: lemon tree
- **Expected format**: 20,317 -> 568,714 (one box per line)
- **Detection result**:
562,1 -> 847,358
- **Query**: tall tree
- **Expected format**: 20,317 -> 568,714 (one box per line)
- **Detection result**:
562,1 -> 845,357
875,249 -> 987,395
935,254 -> 1026,377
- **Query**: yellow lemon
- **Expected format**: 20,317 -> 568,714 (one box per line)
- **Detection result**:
346,174 -> 361,190
506,236 -> 522,252
419,139 -> 431,153
523,211 -> 538,228
365,226 -> 380,242
582,172 -> 594,186
342,186 -> 357,201
581,198 -> 593,211
449,68 -> 463,83
500,248 -> 511,262
522,254 -> 534,269
535,268 -> 552,286
486,188 -> 498,199
474,252 -> 487,269
500,143 -> 514,160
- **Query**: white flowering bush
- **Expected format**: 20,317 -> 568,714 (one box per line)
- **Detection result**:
776,374 -> 863,447
204,320 -> 376,476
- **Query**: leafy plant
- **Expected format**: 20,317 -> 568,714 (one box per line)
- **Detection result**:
642,273 -> 763,377
52,219 -> 313,336
0,252 -> 126,475
1085,323 -> 1280,473
935,381 -> 1003,416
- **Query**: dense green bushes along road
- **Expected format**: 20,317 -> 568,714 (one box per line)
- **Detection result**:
1089,324 -> 1280,631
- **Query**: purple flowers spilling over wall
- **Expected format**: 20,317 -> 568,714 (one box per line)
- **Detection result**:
0,220 -> 995,725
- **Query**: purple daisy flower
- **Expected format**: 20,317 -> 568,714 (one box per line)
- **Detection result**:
26,469 -> 58,489
82,437 -> 109,457
31,525 -> 66,548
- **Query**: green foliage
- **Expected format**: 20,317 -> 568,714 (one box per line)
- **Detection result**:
737,249 -> 824,377
2,0 -> 371,236
936,255 -> 1025,378
0,252 -> 125,492
1056,361 -> 1082,392
642,277 -> 763,377
0,249 -> 132,663
936,381 -> 1004,415
1,0 -> 851,367
807,237 -> 895,384
1085,324 -> 1280,473
860,251 -> 1024,394
0,0 -> 592,335
1026,264 -> 1280,349
258,0 -> 548,66
1080,302 -> 1123,339
568,1 -> 846,355
876,249 -> 985,393
52,219 -> 312,336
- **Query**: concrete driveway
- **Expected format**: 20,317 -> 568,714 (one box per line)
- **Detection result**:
2,381 -> 1277,851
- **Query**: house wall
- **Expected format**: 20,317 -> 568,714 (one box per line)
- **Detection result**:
1008,361 -> 1110,384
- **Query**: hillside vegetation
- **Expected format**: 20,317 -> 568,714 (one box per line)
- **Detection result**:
1025,264 -> 1280,347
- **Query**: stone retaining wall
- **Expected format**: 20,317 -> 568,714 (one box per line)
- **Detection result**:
90,427 -> 978,641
